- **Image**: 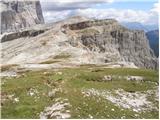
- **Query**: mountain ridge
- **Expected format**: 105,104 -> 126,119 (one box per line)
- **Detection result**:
121,22 -> 158,32
1,17 -> 158,70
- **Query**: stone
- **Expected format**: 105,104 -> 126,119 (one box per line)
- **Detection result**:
48,90 -> 56,98
1,29 -> 46,42
103,75 -> 112,81
0,0 -> 44,34
126,76 -> 144,81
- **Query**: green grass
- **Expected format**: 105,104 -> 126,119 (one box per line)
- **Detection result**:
53,53 -> 71,59
1,71 -> 60,118
1,67 -> 159,119
38,53 -> 72,64
39,60 -> 60,64
79,28 -> 100,35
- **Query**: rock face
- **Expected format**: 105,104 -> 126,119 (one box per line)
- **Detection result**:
1,17 -> 158,70
63,19 -> 158,69
0,0 -> 44,34
1,29 -> 46,42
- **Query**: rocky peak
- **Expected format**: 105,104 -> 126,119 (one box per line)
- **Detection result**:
1,17 -> 158,70
63,19 -> 158,69
63,19 -> 118,30
0,0 -> 44,34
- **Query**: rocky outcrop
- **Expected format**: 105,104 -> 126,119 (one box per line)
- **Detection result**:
1,17 -> 158,70
0,0 -> 44,34
63,19 -> 118,30
63,19 -> 158,69
1,29 -> 46,42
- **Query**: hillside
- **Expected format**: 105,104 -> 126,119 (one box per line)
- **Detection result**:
1,18 -> 158,70
146,30 -> 159,57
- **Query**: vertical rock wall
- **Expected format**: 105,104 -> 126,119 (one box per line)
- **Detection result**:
0,0 -> 44,34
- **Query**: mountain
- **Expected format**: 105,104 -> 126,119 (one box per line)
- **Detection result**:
145,25 -> 159,32
121,22 -> 158,32
1,17 -> 158,70
146,30 -> 159,57
0,0 -> 44,34
121,22 -> 159,57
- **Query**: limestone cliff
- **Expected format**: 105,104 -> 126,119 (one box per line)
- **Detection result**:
0,0 -> 44,34
1,17 -> 158,70
63,19 -> 158,69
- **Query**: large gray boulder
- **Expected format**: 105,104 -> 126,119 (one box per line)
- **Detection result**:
0,0 -> 44,34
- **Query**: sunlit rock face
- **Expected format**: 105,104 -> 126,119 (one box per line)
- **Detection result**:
63,19 -> 158,69
1,16 -> 158,70
0,0 -> 44,34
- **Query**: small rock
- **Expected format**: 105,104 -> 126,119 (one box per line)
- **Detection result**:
103,75 -> 112,81
126,76 -> 143,81
27,88 -> 38,96
121,116 -> 125,119
14,98 -> 19,102
133,109 -> 138,112
134,114 -> 139,117
48,90 -> 56,98
66,110 -> 70,113
57,72 -> 62,75
8,94 -> 14,99
89,114 -> 93,119
43,72 -> 48,75
29,92 -> 34,96
121,109 -> 124,111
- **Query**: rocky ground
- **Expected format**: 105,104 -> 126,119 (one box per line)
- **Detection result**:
1,64 -> 159,119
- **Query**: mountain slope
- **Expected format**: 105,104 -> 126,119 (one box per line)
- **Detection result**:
1,17 -> 158,70
146,30 -> 159,57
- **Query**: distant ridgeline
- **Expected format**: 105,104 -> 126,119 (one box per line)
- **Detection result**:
0,0 -> 44,34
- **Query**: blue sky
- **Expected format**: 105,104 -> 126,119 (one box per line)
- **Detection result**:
41,0 -> 159,25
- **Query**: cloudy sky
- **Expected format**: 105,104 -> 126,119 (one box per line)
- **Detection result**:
40,0 -> 159,25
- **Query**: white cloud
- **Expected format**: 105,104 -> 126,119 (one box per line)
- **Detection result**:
43,8 -> 158,25
77,8 -> 158,25
41,0 -> 159,25
40,0 -> 113,11
151,2 -> 160,13
43,10 -> 72,23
